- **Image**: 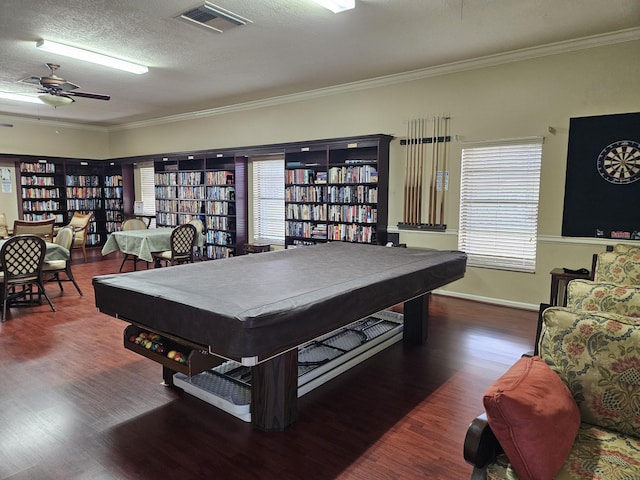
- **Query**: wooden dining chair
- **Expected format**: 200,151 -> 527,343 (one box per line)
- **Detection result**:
0,234 -> 56,321
43,226 -> 83,296
152,224 -> 198,267
66,212 -> 93,262
12,218 -> 56,241
119,218 -> 149,272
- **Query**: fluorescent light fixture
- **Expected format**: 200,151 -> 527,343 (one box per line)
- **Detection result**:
312,0 -> 355,13
36,39 -> 148,74
0,92 -> 43,104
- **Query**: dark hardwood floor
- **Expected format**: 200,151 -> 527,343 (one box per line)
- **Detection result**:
0,248 -> 538,479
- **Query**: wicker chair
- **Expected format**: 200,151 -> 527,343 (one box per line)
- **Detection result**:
66,212 -> 93,262
12,218 -> 56,241
0,213 -> 9,238
0,235 -> 56,321
152,223 -> 198,267
43,226 -> 82,296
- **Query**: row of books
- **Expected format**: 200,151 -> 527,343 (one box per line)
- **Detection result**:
105,211 -> 121,221
206,201 -> 235,216
177,200 -> 204,214
327,205 -> 377,223
207,186 -> 235,201
177,186 -> 205,199
206,245 -> 234,259
21,176 -> 56,186
206,171 -> 234,185
66,199 -> 103,210
206,230 -> 235,246
156,199 -> 178,212
285,221 -> 327,239
66,175 -> 100,187
285,185 -> 326,203
22,187 -> 60,199
328,224 -> 376,243
65,187 -> 101,198
328,185 -> 377,204
105,199 -> 123,210
207,216 -> 235,231
105,198 -> 124,209
328,165 -> 378,184
155,186 -> 176,199
23,200 -> 60,211
155,172 -> 178,186
104,187 -> 123,199
20,162 -> 56,174
178,171 -> 203,186
24,213 -> 64,223
104,175 -> 122,187
105,221 -> 120,233
285,168 -> 321,185
286,203 -> 326,221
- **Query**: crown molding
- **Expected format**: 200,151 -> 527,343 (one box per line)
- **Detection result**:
8,26 -> 634,134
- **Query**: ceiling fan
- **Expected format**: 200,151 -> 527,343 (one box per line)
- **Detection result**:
23,63 -> 111,106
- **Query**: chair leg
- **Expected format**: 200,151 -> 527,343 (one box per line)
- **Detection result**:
65,266 -> 83,296
82,244 -> 87,263
119,254 -> 129,272
55,272 -> 64,291
37,281 -> 56,312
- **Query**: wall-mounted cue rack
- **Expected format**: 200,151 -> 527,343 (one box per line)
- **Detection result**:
398,116 -> 451,232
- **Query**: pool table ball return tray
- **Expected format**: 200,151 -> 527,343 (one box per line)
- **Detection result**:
93,243 -> 466,431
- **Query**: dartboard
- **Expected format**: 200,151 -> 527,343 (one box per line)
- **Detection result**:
596,140 -> 640,184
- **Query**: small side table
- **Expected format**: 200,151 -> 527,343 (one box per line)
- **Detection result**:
549,268 -> 591,306
244,243 -> 271,254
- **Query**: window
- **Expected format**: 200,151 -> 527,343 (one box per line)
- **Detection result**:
251,156 -> 284,244
136,163 -> 156,227
458,137 -> 543,272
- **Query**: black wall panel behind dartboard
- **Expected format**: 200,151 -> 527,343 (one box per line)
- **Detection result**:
562,112 -> 640,239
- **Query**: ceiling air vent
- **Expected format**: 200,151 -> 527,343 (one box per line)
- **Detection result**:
177,2 -> 252,33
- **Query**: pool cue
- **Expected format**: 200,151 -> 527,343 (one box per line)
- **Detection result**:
411,119 -> 419,223
427,117 -> 436,225
403,119 -> 410,223
438,116 -> 450,226
417,118 -> 425,224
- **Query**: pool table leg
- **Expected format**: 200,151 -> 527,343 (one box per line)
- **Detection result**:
251,348 -> 298,431
403,292 -> 430,345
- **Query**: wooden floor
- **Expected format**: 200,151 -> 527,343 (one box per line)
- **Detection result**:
0,248 -> 538,480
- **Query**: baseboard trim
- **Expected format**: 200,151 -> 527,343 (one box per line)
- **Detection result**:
433,289 -> 539,312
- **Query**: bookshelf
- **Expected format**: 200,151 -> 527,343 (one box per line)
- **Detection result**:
19,160 -> 65,224
154,155 -> 248,259
284,135 -> 391,247
16,158 -> 125,247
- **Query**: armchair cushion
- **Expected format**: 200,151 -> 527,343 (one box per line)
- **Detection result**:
593,249 -> 640,285
567,279 -> 640,317
540,308 -> 640,438
482,356 -> 580,480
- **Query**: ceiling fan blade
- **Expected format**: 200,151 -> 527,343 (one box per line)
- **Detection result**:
67,91 -> 111,101
57,81 -> 80,92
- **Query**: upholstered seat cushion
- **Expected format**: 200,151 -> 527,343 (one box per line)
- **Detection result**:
487,424 -> 640,480
567,279 -> 640,317
540,308 -> 640,438
43,260 -> 66,271
483,356 -> 580,480
594,250 -> 640,285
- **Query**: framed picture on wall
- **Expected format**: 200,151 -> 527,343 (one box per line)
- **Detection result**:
562,112 -> 640,240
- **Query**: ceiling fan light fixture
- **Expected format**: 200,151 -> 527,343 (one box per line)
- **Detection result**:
38,93 -> 74,108
0,92 -> 43,104
312,0 -> 355,13
36,39 -> 149,75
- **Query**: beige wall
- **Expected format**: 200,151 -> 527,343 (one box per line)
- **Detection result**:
2,40 -> 639,308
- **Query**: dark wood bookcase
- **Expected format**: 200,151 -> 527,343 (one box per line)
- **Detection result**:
15,156 -> 126,246
284,134 -> 392,248
153,154 -> 248,259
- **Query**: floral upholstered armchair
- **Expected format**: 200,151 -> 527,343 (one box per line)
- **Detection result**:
592,243 -> 640,285
463,278 -> 640,480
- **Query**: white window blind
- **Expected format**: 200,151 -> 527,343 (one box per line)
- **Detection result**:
252,157 -> 284,244
458,137 -> 543,272
137,163 -> 156,227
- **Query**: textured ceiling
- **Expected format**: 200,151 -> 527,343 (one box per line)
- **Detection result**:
0,0 -> 639,127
